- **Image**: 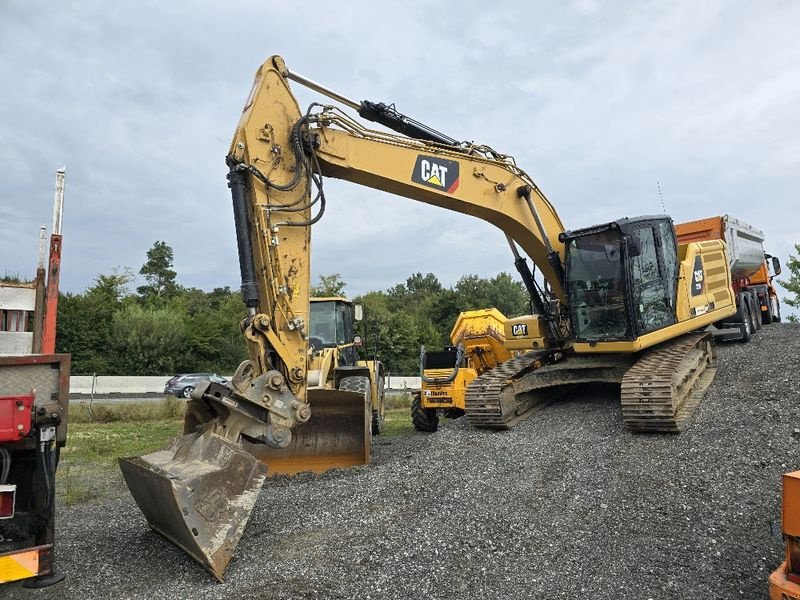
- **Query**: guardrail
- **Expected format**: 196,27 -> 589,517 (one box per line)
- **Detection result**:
68,375 -> 422,397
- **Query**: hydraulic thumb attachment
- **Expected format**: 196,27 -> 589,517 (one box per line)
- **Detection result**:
119,361 -> 310,581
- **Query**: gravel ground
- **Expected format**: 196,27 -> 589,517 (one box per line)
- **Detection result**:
6,324 -> 800,600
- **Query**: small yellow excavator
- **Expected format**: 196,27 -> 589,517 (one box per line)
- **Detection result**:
120,55 -> 738,580
413,308 -> 517,431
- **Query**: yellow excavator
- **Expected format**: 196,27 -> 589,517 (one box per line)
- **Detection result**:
119,55 -> 738,580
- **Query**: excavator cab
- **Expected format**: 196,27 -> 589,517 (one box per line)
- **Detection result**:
563,216 -> 679,342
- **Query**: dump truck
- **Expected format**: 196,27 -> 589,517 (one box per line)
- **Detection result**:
0,169 -> 69,588
675,215 -> 782,342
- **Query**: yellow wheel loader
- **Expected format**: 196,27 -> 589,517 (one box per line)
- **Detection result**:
243,297 -> 385,474
120,54 -> 739,580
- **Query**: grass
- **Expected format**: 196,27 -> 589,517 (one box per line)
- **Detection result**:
59,398 -> 186,505
70,396 -> 185,423
58,418 -> 183,506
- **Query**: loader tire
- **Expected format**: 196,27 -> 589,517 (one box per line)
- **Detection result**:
411,391 -> 438,432
371,376 -> 386,435
338,375 -> 372,433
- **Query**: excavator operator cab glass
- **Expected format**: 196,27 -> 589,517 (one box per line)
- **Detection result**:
565,229 -> 629,341
565,216 -> 679,342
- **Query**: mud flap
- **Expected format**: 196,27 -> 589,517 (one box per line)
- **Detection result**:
243,389 -> 370,476
119,428 -> 268,581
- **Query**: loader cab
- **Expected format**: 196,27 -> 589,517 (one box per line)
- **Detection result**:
309,297 -> 361,365
562,216 -> 679,343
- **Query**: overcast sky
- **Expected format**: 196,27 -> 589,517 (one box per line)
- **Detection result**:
1,1 -> 798,316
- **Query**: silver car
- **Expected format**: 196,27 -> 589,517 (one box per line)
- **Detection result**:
164,373 -> 228,398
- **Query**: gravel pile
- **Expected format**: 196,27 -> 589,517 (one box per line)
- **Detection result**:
9,324 -> 800,600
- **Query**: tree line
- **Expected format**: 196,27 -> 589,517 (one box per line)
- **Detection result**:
55,242 -> 531,376
55,241 -> 800,376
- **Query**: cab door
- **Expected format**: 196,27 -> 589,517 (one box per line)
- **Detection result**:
629,222 -> 676,335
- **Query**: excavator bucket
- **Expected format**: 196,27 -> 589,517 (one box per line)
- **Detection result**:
244,389 -> 370,475
119,428 -> 268,582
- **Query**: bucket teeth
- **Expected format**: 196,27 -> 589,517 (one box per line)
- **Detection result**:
119,428 -> 268,581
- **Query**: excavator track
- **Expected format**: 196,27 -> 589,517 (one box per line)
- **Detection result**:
620,332 -> 716,433
464,350 -> 555,429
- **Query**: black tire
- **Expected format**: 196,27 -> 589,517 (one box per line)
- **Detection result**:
739,304 -> 752,343
762,296 -> 774,325
749,293 -> 762,331
411,391 -> 438,432
371,376 -> 385,435
774,298 -> 782,323
181,386 -> 194,399
338,375 -> 372,433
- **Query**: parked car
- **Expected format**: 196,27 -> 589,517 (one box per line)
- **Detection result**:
164,373 -> 228,398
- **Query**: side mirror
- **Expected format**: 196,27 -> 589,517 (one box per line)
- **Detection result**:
627,237 -> 641,258
354,304 -> 363,322
772,256 -> 782,276
353,335 -> 363,347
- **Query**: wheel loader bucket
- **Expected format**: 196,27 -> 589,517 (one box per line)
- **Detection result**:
119,428 -> 268,582
243,388 -> 370,476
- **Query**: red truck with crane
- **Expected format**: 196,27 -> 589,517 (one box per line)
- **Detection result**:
0,169 -> 69,588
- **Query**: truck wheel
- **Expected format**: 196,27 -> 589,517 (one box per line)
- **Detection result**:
338,376 -> 372,433
411,391 -> 438,432
739,304 -> 753,343
749,293 -> 762,331
772,297 -> 782,323
762,297 -> 774,325
371,376 -> 386,435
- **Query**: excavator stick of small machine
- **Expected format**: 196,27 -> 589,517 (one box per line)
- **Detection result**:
244,388 -> 370,475
119,362 -> 308,581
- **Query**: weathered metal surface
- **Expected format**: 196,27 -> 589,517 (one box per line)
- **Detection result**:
0,355 -> 70,446
119,428 -> 268,581
244,388 -> 369,475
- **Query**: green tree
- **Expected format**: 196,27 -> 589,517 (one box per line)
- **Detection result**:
311,273 -> 346,297
137,241 -> 178,303
778,243 -> 800,323
168,286 -> 248,372
110,304 -> 188,375
56,269 -> 133,374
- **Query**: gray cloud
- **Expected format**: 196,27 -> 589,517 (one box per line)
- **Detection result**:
1,1 -> 798,316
